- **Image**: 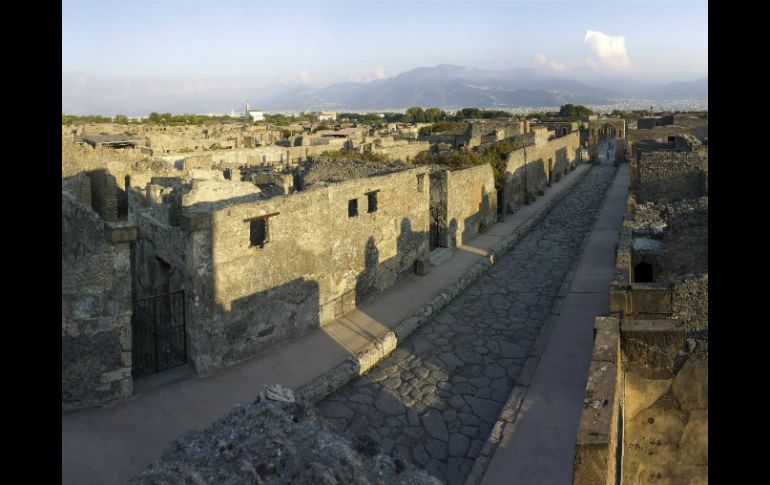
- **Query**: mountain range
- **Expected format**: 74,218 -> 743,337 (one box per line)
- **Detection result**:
253,64 -> 707,111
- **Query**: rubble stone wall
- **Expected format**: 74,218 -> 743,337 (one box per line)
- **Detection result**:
62,191 -> 135,410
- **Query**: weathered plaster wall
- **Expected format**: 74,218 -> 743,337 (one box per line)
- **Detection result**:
62,191 -> 136,410
445,164 -> 497,248
504,131 -> 580,211
180,167 -> 431,373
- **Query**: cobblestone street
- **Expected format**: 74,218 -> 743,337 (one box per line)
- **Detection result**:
318,163 -> 618,484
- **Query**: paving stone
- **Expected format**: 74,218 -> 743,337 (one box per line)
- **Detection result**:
468,439 -> 483,458
413,444 -> 430,466
426,458 -> 447,480
449,395 -> 466,409
458,412 -> 481,426
451,382 -> 476,395
446,457 -> 475,485
349,394 -> 374,405
423,410 -> 449,442
485,364 -> 506,379
375,391 -> 405,416
318,401 -> 353,419
407,409 -> 421,427
448,433 -> 470,457
413,367 -> 430,380
426,439 -> 448,460
442,409 -> 457,422
404,427 -> 424,440
381,437 -> 395,454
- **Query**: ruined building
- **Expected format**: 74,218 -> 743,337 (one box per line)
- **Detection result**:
572,140 -> 707,485
61,119 -> 584,411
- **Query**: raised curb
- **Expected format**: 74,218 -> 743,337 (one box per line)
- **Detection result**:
298,163 -> 593,404
463,163 -> 620,485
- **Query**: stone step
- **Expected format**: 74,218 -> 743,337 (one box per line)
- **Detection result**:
429,247 -> 452,266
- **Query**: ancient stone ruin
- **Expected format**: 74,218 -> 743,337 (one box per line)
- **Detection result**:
572,142 -> 708,485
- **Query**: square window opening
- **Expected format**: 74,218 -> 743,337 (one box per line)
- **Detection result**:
367,191 -> 378,213
250,218 -> 268,247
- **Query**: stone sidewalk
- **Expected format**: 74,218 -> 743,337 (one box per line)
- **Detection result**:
479,160 -> 630,484
62,164 -> 590,485
315,163 -> 619,485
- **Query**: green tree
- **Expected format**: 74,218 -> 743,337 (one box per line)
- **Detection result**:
558,104 -> 593,117
404,107 -> 426,123
424,108 -> 446,122
114,114 -> 129,124
457,108 -> 482,120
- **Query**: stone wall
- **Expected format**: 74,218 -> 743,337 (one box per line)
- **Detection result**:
627,126 -> 689,158
620,320 -> 707,485
62,191 -> 136,410
179,166 -> 432,373
632,152 -> 707,203
504,131 -> 580,211
372,140 -> 431,161
445,164 -> 497,248
573,317 -> 622,485
574,187 -> 707,485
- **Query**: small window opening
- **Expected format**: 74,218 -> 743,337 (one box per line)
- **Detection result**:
348,199 -> 358,218
367,191 -> 378,213
250,218 -> 268,248
417,174 -> 425,193
667,136 -> 676,142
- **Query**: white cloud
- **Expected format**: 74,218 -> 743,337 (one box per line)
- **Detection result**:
349,66 -> 388,83
584,30 -> 631,71
533,53 -> 569,72
299,70 -> 313,83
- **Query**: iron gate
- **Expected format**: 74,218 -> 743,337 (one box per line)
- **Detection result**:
132,289 -> 187,378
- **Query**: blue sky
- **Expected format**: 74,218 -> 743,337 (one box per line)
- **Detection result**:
62,0 -> 708,114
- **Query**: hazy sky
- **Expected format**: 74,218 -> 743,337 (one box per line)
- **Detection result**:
62,0 -> 708,114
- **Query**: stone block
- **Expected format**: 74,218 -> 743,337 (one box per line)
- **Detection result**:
100,367 -> 131,384
592,316 -> 620,363
629,283 -> 671,315
574,359 -> 620,485
621,319 -> 685,379
105,224 -> 137,244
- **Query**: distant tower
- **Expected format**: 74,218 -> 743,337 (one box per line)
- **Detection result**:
246,100 -> 250,112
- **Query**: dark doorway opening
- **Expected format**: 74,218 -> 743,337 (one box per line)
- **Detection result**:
633,261 -> 654,283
